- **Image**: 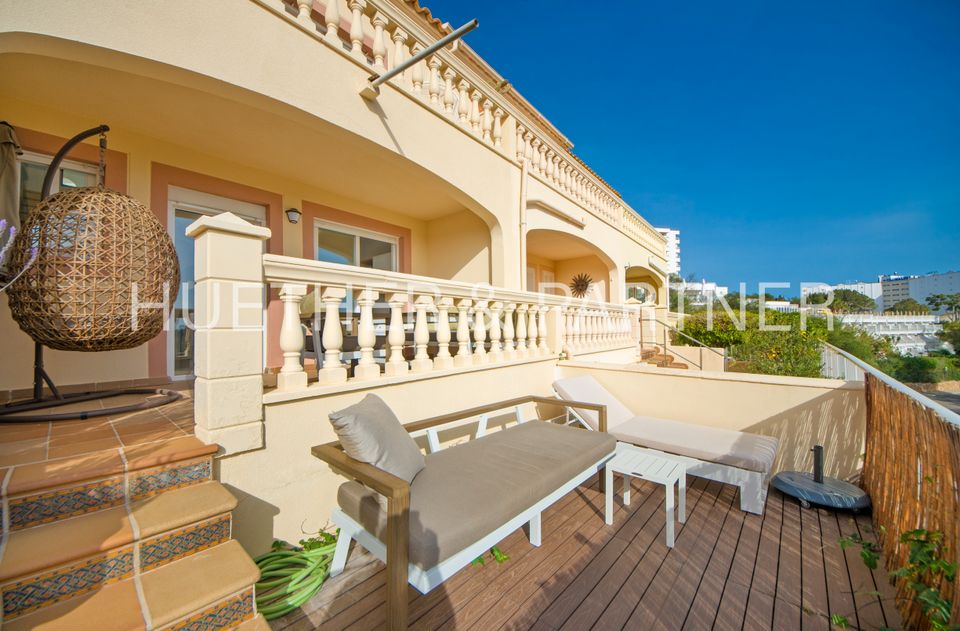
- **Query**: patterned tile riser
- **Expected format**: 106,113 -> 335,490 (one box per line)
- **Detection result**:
160,587 -> 255,631
6,457 -> 212,530
1,514 -> 232,620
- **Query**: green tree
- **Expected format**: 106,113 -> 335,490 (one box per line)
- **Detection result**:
926,293 -> 960,314
886,298 -> 930,314
806,289 -> 876,312
939,320 -> 960,350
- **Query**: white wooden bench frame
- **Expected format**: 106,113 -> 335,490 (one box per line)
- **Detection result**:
562,407 -> 768,515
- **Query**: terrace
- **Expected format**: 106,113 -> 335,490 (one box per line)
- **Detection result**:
0,1 -> 957,630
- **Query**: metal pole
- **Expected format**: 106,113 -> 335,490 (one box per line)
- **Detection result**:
361,19 -> 479,98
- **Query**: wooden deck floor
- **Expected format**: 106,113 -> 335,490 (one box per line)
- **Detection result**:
271,477 -> 902,630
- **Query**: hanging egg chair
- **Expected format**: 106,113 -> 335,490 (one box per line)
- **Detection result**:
0,125 -> 182,421
8,187 -> 179,350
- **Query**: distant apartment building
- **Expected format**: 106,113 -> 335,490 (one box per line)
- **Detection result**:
680,279 -> 729,305
840,313 -> 946,356
801,281 -> 883,311
880,271 -> 960,313
656,228 -> 681,276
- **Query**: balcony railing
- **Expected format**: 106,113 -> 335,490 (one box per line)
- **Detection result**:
253,0 -> 665,254
264,254 -> 644,397
821,343 -> 960,626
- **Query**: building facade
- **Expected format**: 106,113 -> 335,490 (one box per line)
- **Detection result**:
655,227 -> 681,276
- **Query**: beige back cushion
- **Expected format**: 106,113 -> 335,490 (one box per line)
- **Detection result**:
553,375 -> 634,430
328,394 -> 426,483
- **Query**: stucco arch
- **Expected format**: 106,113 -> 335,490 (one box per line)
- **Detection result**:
625,265 -> 667,306
525,228 -> 618,302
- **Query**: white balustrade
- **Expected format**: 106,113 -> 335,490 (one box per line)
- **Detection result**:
434,296 -> 454,370
537,305 -> 549,355
488,301 -> 503,362
318,286 -> 347,384
385,292 -> 409,376
354,289 -> 380,380
515,304 -> 528,357
473,300 -> 488,364
411,294 -> 433,373
526,304 -> 537,358
323,0 -> 340,43
453,298 -> 473,367
278,283 -> 308,390
503,303 -> 517,359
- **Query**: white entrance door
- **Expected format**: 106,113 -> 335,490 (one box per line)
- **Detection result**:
168,186 -> 266,379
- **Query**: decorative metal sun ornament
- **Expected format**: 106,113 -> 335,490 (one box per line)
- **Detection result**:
569,273 -> 594,299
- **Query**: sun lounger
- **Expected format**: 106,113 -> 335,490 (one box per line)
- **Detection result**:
553,375 -> 778,514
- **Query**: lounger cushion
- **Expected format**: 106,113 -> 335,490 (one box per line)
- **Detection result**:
337,421 -> 615,569
329,394 -> 425,483
553,375 -> 779,474
553,375 -> 634,430
612,416 -> 778,474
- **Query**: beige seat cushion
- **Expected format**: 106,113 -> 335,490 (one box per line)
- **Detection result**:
612,416 -> 778,474
337,421 -> 615,569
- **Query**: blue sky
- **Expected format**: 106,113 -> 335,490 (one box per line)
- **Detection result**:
424,0 -> 960,295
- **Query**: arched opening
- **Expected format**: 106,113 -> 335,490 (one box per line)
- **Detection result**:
625,266 -> 666,306
526,229 -> 618,302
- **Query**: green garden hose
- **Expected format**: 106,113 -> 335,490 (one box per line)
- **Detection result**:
254,533 -> 338,620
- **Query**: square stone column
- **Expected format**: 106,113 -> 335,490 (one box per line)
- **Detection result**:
186,212 -> 271,455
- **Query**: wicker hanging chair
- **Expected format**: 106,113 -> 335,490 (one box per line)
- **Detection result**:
7,186 -> 180,351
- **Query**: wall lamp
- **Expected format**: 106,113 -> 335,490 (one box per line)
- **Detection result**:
285,208 -> 302,224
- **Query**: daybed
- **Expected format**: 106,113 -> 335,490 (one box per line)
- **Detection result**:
554,375 -> 779,514
312,394 -> 616,631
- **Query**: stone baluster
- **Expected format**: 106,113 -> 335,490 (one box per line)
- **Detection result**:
354,289 -> 380,380
503,303 -> 517,359
278,284 -> 308,390
473,300 -> 488,364
371,13 -> 388,71
515,304 -> 528,357
550,155 -> 560,185
493,108 -> 504,148
428,56 -> 442,106
545,150 -> 555,181
411,295 -> 433,373
434,296 -> 454,369
539,144 -> 548,178
470,90 -> 482,134
390,28 -> 408,78
573,308 -> 583,350
323,0 -> 340,42
559,162 -> 568,191
537,305 -> 549,355
564,308 -> 576,355
442,69 -> 456,115
523,131 -> 534,166
385,293 -> 408,376
488,301 -> 503,361
585,309 -> 595,348
454,298 -> 473,367
348,0 -> 366,58
318,287 -> 347,383
457,80 -> 471,125
516,125 -> 526,162
530,138 -> 541,174
526,304 -> 537,358
296,0 -> 314,26
481,100 -> 493,143
410,43 -> 424,94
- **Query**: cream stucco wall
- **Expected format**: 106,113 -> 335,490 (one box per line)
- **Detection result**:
424,210 -> 492,283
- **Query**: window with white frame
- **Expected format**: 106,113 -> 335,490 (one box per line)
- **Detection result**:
18,150 -> 99,223
315,220 -> 398,272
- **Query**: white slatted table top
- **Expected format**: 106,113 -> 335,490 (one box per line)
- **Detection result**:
608,442 -> 685,485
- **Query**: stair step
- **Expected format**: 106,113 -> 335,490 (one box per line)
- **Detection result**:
5,540 -> 259,631
3,437 -> 217,531
232,614 -> 271,631
1,481 -> 237,620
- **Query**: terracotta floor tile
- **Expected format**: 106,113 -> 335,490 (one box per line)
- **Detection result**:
49,420 -> 115,437
7,449 -> 125,496
47,436 -> 121,459
123,436 -> 216,470
113,418 -> 177,434
0,422 -> 50,441
0,438 -> 48,466
49,429 -> 117,446
119,428 -> 186,446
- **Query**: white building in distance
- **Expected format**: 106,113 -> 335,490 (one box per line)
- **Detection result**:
880,271 -> 960,314
656,228 -> 681,276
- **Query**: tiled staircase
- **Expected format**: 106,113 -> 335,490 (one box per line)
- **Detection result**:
0,435 -> 267,630
639,346 -> 689,369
